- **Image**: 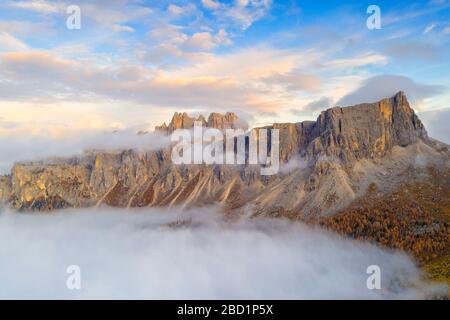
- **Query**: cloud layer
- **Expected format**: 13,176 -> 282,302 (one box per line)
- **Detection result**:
337,75 -> 445,107
0,206 -> 444,299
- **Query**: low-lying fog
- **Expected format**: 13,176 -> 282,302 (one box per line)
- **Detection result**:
0,206 -> 444,299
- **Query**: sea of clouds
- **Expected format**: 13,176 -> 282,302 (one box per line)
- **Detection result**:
0,206 -> 445,299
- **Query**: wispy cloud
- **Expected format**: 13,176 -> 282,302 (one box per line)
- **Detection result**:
263,70 -> 321,92
112,24 -> 135,33
337,74 -> 445,108
0,32 -> 29,51
291,97 -> 334,116
423,23 -> 437,33
202,0 -> 272,30
7,0 -> 60,13
383,41 -> 441,61
202,0 -> 220,10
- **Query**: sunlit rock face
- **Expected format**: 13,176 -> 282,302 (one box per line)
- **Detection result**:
0,175 -> 10,203
305,91 -> 429,162
3,92 -> 447,216
155,111 -> 245,134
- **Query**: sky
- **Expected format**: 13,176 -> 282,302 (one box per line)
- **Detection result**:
0,0 -> 449,138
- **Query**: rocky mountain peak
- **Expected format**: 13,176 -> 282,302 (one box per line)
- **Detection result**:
207,112 -> 244,130
259,92 -> 429,163
155,111 -> 245,134
303,91 -> 429,162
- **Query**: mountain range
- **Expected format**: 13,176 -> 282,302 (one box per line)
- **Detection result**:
0,92 -> 448,280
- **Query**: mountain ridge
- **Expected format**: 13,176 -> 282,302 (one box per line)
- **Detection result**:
155,111 -> 246,134
0,92 -> 447,218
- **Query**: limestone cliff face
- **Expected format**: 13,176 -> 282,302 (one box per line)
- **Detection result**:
0,175 -> 10,204
305,91 -> 428,162
207,112 -> 246,130
3,92 -> 441,216
155,112 -> 205,134
8,149 -> 263,211
257,91 -> 428,164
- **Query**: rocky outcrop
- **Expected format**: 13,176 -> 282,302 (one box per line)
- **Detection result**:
3,92 -> 443,216
252,91 -> 429,164
155,112 -> 205,134
0,175 -> 11,204
155,111 -> 245,134
207,112 -> 246,130
305,91 -> 428,162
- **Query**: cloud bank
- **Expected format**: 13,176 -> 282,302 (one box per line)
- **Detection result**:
0,206 -> 444,299
337,75 -> 444,107
418,108 -> 450,144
